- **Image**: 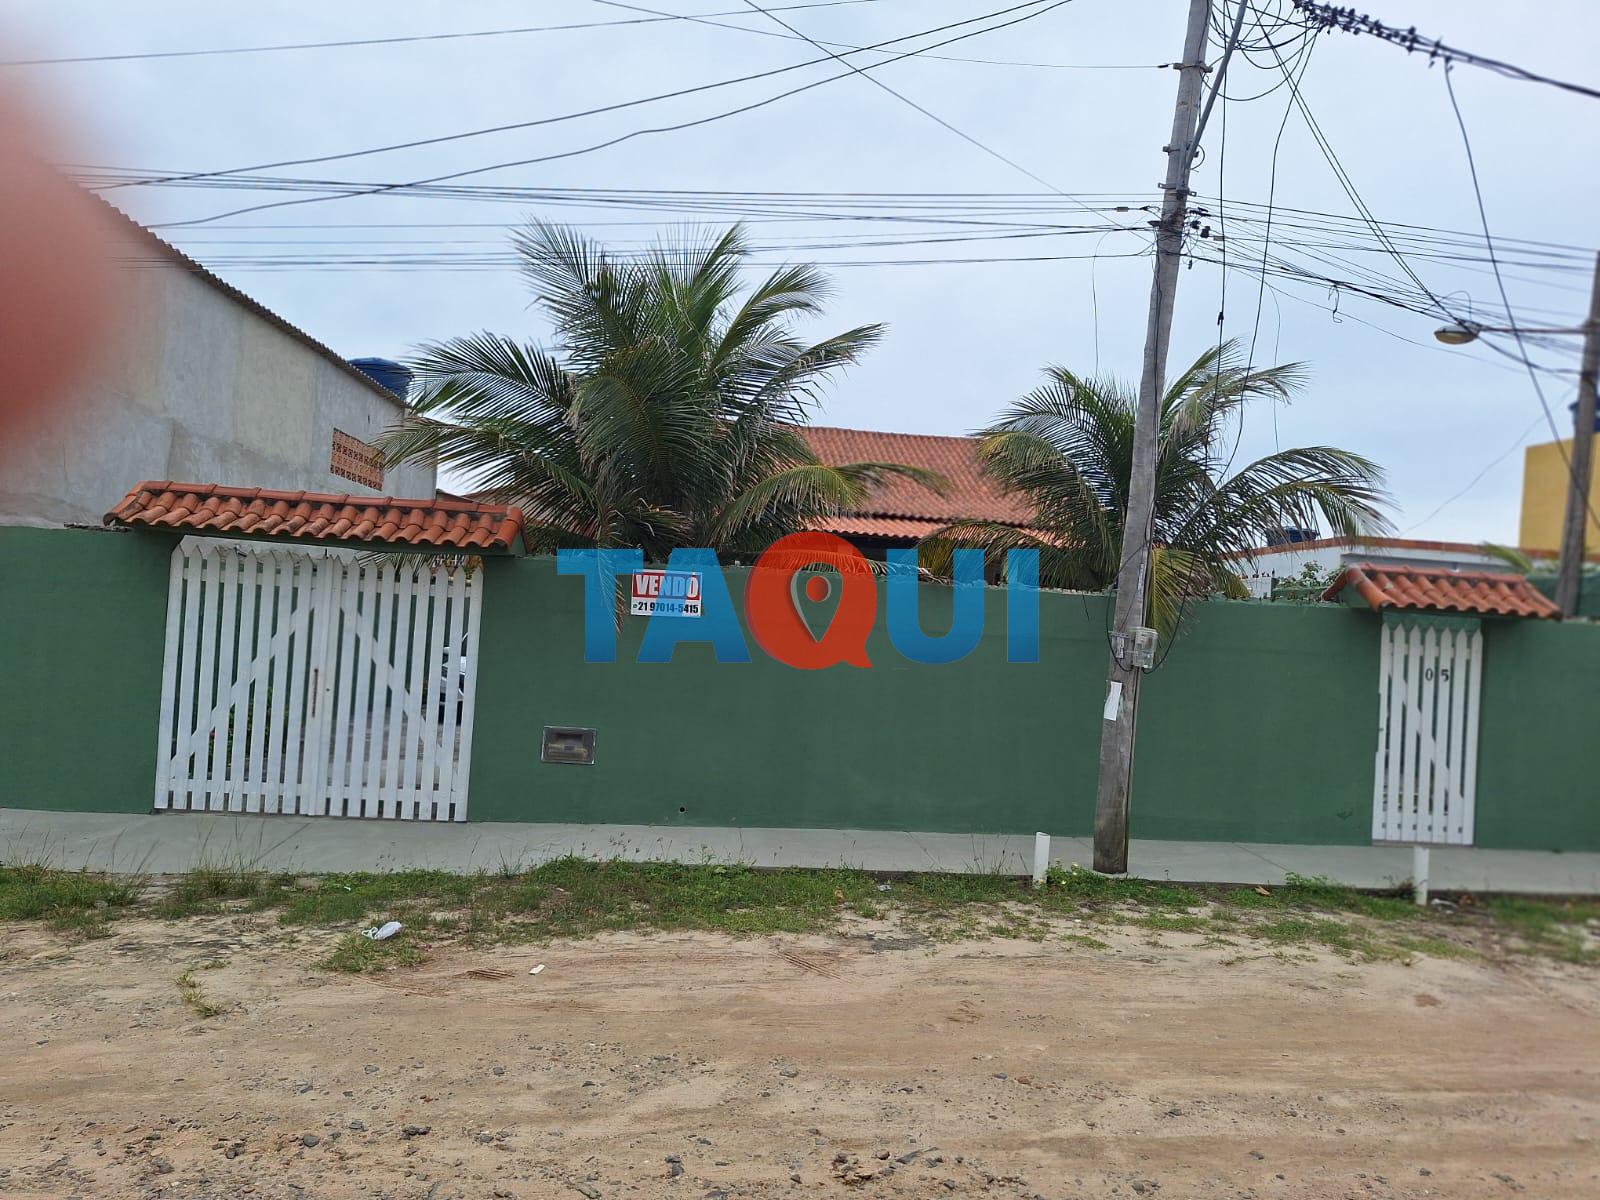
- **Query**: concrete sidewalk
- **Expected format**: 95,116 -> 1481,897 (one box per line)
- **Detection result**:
4,808 -> 1596,894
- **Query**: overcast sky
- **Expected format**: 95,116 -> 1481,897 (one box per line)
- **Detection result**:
3,0 -> 1594,543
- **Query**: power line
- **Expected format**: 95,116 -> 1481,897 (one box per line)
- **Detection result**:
1242,10 -> 1315,450
1400,413 -> 1548,535
1249,20 -> 1586,383
137,2 -> 1084,229
0,0 -> 883,67
113,247 -> 1153,271
72,171 -> 1600,259
94,1 -> 1059,195
591,0 -> 1161,70
1290,1 -> 1600,103
1441,60 -> 1600,528
732,0 -> 1109,218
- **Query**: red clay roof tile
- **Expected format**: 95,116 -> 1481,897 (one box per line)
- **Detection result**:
1322,562 -> 1560,619
106,482 -> 523,553
801,426 -> 1030,530
812,514 -> 954,539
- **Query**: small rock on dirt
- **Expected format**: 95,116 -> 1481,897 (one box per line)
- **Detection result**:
300,1134 -> 320,1148
402,1125 -> 432,1138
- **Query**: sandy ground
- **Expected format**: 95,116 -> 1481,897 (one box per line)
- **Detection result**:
0,912 -> 1596,1200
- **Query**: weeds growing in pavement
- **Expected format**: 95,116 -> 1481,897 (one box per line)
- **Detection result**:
2,858 -> 1594,973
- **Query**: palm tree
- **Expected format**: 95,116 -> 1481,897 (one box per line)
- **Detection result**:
380,222 -> 939,559
924,341 -> 1392,633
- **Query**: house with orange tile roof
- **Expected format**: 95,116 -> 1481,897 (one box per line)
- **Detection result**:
1228,534 -> 1563,599
799,425 -> 1029,557
0,201 -> 433,530
457,423 -> 1029,560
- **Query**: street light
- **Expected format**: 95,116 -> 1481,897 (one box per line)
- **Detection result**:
1432,320 -> 1587,345
1433,321 -> 1480,345
1429,262 -> 1600,620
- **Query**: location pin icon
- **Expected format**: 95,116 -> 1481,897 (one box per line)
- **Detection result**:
790,566 -> 844,642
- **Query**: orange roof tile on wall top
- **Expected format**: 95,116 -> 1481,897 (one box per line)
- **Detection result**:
105,482 -> 524,552
1322,562 -> 1561,619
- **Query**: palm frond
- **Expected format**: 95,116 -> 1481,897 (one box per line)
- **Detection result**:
947,342 -> 1392,637
392,221 -> 919,558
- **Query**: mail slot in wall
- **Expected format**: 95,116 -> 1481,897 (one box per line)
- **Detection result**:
541,726 -> 596,765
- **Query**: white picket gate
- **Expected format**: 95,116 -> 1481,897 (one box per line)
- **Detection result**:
1372,615 -> 1482,845
155,541 -> 482,821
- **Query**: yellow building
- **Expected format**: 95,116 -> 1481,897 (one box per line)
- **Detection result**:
1520,438 -> 1600,551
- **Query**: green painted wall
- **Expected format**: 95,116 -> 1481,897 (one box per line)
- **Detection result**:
3,530 -> 1596,852
468,557 -> 1106,833
1134,602 -> 1379,845
1476,618 -> 1600,850
0,526 -> 176,815
467,559 -> 1385,843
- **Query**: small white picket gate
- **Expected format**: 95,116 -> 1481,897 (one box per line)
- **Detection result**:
154,541 -> 482,821
1371,615 -> 1482,845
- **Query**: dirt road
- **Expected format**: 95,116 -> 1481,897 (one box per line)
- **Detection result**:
1,913 -> 1596,1199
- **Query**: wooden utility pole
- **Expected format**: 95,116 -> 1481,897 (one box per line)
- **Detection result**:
1554,252 -> 1600,618
1092,0 -> 1214,874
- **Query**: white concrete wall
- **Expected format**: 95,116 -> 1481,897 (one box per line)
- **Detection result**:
0,224 -> 433,528
1239,543 -> 1511,598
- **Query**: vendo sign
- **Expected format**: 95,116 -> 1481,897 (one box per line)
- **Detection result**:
630,569 -> 702,618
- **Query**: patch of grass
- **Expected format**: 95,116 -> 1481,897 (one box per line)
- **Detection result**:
1136,912 -> 1211,933
1252,914 -> 1399,961
478,859 -> 885,939
0,864 -> 142,933
893,873 -> 1022,907
1484,895 -> 1600,935
156,865 -> 284,917
1040,865 -> 1201,911
175,964 -> 227,1017
46,908 -> 114,938
1391,934 -> 1478,960
318,932 -> 426,973
8,856 -> 1595,971
1483,897 -> 1600,964
1278,874 -> 1419,920
1256,916 -> 1357,949
277,869 -> 482,926
1215,875 -> 1415,920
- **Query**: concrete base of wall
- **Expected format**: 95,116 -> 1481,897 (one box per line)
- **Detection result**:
3,809 -> 1596,894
